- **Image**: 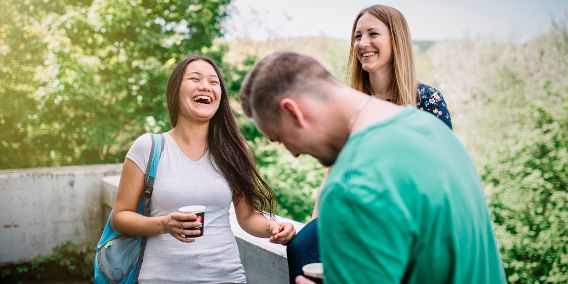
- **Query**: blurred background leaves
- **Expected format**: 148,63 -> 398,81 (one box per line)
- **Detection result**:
0,0 -> 230,168
0,1 -> 566,282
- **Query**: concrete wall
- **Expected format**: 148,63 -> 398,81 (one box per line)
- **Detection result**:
0,164 -> 121,265
1,168 -> 305,284
233,220 -> 297,284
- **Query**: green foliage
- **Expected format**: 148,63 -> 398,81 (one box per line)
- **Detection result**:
484,105 -> 567,283
421,20 -> 568,283
249,136 -> 326,222
0,241 -> 95,282
225,55 -> 257,100
462,29 -> 567,283
0,0 -> 231,169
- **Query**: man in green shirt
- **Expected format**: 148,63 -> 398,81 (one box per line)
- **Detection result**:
240,51 -> 506,284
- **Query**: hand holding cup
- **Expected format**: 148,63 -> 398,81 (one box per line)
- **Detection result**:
165,205 -> 206,243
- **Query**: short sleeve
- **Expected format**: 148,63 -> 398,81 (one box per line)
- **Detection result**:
319,183 -> 414,283
125,133 -> 153,174
416,84 -> 453,129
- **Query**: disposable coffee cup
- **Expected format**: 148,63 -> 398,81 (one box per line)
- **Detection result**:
178,205 -> 206,238
302,263 -> 324,284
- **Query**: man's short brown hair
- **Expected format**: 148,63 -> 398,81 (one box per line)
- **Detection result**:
240,52 -> 336,122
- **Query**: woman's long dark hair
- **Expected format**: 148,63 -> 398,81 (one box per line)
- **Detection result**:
166,55 -> 275,215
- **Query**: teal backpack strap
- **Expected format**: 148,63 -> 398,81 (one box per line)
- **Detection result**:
135,133 -> 164,280
94,133 -> 165,283
143,134 -> 164,202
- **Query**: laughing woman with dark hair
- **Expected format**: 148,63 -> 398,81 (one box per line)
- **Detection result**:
111,55 -> 295,283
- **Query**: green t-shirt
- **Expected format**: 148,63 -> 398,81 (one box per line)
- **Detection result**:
319,107 -> 506,284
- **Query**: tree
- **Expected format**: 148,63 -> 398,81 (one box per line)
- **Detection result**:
0,0 -> 231,169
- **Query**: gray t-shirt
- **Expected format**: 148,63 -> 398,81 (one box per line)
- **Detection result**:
126,133 -> 246,284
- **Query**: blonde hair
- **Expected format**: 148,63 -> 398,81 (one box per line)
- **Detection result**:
346,5 -> 417,106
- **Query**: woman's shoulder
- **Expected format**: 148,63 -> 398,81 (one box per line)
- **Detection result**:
125,133 -> 162,174
131,133 -> 154,148
415,82 -> 453,129
416,82 -> 446,107
417,82 -> 442,98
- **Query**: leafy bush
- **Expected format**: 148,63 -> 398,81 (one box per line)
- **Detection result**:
483,105 -> 567,283
0,242 -> 95,282
249,135 -> 325,222
424,22 -> 568,283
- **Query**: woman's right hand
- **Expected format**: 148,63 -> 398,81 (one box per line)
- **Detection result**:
163,212 -> 203,243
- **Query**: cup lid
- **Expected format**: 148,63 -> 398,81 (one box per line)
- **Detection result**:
302,263 -> 324,279
179,205 -> 206,213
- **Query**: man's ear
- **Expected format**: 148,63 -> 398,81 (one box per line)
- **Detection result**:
280,98 -> 306,127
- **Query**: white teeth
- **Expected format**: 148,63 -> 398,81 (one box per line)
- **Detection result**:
193,95 -> 212,103
362,52 -> 377,57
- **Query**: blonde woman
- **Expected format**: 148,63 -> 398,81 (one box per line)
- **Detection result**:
287,5 -> 452,283
347,5 -> 452,127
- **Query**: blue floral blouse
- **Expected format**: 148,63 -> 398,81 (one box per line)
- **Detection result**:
416,83 -> 452,129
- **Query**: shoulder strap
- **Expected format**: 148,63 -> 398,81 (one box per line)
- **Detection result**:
135,134 -> 164,281
142,134 -> 164,215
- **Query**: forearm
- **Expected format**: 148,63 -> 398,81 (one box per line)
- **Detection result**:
311,194 -> 320,219
111,211 -> 168,237
237,212 -> 273,238
312,167 -> 332,219
234,198 -> 295,244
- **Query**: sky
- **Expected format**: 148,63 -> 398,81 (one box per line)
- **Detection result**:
224,0 -> 568,42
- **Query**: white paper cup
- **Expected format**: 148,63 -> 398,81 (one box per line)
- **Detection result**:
178,205 -> 206,238
302,262 -> 324,283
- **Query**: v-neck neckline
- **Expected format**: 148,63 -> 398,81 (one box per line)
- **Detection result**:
164,132 -> 209,163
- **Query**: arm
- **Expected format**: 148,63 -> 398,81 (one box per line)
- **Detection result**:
418,86 -> 453,129
110,159 -> 202,242
311,167 -> 332,219
311,190 -> 321,219
319,184 -> 414,283
432,90 -> 453,129
234,196 -> 296,244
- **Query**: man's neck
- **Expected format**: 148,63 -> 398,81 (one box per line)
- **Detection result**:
342,92 -> 402,135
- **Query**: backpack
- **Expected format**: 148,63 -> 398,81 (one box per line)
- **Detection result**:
94,134 -> 164,283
